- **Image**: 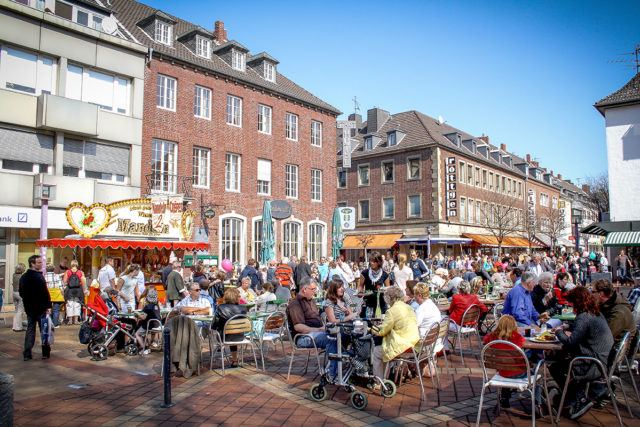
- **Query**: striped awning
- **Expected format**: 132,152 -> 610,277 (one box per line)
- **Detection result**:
604,231 -> 640,247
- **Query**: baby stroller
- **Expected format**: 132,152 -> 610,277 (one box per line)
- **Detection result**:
309,320 -> 396,410
81,299 -> 139,360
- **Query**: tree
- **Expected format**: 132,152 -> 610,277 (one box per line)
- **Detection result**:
521,208 -> 539,254
583,173 -> 609,216
477,192 -> 523,254
539,205 -> 568,254
355,234 -> 376,263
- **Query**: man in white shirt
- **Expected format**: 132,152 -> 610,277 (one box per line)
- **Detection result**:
336,258 -> 355,286
173,283 -> 212,316
97,257 -> 116,292
600,253 -> 609,272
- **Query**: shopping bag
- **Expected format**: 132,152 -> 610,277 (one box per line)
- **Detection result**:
40,314 -> 54,346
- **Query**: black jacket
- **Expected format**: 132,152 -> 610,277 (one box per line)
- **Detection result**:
294,262 -> 312,290
211,303 -> 248,341
531,285 -> 558,315
19,268 -> 51,318
239,265 -> 263,290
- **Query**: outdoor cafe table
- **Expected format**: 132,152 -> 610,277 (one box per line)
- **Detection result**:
518,326 -> 563,351
552,313 -> 576,321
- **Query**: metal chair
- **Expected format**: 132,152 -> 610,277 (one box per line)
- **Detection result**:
622,330 -> 640,402
476,340 -> 554,427
482,302 -> 504,334
254,312 -> 287,371
437,316 -> 451,378
285,322 -> 326,380
449,304 -> 482,364
209,314 -> 258,377
555,332 -> 634,426
141,318 -> 163,353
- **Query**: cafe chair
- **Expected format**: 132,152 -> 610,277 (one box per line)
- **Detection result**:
555,332 -> 634,426
449,304 -> 482,364
476,340 -> 554,427
285,322 -> 326,380
482,303 -> 504,334
436,293 -> 448,306
437,316 -> 451,378
254,312 -> 287,371
141,318 -> 163,353
622,332 -> 640,402
209,314 -> 258,377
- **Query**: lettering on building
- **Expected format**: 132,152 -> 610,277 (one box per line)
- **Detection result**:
445,156 -> 458,217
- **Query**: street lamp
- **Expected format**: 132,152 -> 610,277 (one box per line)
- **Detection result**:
426,225 -> 435,259
572,207 -> 583,253
34,183 -> 56,275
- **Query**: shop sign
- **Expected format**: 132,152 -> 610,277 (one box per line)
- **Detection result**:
445,156 -> 458,217
337,120 -> 356,169
339,207 -> 355,230
66,198 -> 195,240
527,189 -> 536,225
271,200 -> 292,219
203,209 -> 216,218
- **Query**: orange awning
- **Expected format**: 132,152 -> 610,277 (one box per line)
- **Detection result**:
503,237 -> 542,248
342,233 -> 403,249
462,234 -> 541,248
462,234 -> 500,246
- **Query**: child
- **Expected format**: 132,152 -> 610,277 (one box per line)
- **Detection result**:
134,288 -> 161,354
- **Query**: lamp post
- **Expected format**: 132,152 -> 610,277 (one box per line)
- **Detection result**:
426,225 -> 435,259
35,183 -> 56,275
572,207 -> 583,253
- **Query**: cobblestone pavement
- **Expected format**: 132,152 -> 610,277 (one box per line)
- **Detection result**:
1,311 -> 639,426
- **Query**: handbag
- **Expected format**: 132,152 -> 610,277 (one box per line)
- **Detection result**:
78,321 -> 93,344
40,314 -> 54,346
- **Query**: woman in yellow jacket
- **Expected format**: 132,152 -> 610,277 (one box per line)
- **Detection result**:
372,286 -> 420,381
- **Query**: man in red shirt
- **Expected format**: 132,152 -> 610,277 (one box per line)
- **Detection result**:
275,257 -> 295,290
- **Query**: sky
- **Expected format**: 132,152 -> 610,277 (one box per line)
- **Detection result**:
144,0 -> 640,183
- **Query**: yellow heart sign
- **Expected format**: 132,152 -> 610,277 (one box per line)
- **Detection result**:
67,202 -> 111,238
181,210 -> 195,240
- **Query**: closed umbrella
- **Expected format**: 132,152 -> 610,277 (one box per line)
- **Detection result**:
259,200 -> 275,265
331,207 -> 343,259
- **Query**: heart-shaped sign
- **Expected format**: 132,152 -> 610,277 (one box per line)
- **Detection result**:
67,202 -> 111,238
181,210 -> 195,240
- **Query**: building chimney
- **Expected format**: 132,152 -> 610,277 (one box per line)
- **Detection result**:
557,174 -> 562,180
532,161 -> 539,168
526,154 -> 531,163
366,107 -> 390,133
550,170 -> 554,176
582,184 -> 590,193
348,113 -> 362,137
478,135 -> 490,145
213,20 -> 227,43
500,143 -> 506,151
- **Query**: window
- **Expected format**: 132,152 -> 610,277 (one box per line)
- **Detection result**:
14,0 -> 45,11
66,64 -> 129,114
282,221 -> 301,258
285,112 -> 298,141
359,200 -> 370,221
264,62 -> 275,82
507,178 -> 512,195
540,193 -> 549,207
62,138 -> 128,182
552,196 -> 559,209
257,159 -> 271,195
502,176 -> 507,194
74,7 -> 104,30
311,169 -> 322,201
358,164 -> 370,186
407,157 -> 420,180
225,153 -> 241,192
388,132 -> 397,146
0,46 -> 55,96
192,147 -> 209,188
468,200 -> 474,224
258,104 -> 272,134
252,219 -> 264,260
155,20 -> 173,45
231,49 -> 246,71
308,223 -> 326,262
518,181 -> 522,198
482,170 -> 487,188
459,161 -> 465,183
311,120 -> 322,147
156,74 -> 176,110
489,172 -> 494,190
460,198 -> 466,223
476,203 -> 481,226
495,174 -> 500,192
226,95 -> 242,126
193,85 -> 211,119
337,170 -> 346,188
540,217 -> 550,232
151,139 -> 176,192
408,195 -> 421,217
382,198 -> 395,219
285,164 -> 298,198
475,167 -> 480,186
196,36 -> 211,58
364,137 -> 373,150
2,160 -> 49,174
381,161 -> 394,183
467,164 -> 473,185
221,217 -> 244,263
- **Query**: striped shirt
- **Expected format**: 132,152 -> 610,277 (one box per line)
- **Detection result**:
275,264 -> 294,287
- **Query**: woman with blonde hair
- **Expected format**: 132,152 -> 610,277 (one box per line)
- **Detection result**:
12,263 -> 26,331
116,264 -> 140,313
392,253 -> 413,295
469,276 -> 484,296
413,282 -> 441,336
63,260 -> 87,325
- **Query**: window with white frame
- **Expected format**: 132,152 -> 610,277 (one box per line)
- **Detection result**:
258,104 -> 272,134
540,193 -> 549,207
489,172 -> 494,190
196,36 -> 211,59
192,146 -> 210,188
388,132 -> 397,146
285,164 -> 298,198
151,139 -> 177,192
475,167 -> 481,186
193,85 -> 211,119
74,6 -> 104,30
467,164 -> 473,185
359,200 -> 370,221
13,0 -> 45,11
156,74 -> 176,110
225,153 -> 241,192
226,95 -> 242,126
540,217 -> 550,232
62,138 -> 128,182
282,221 -> 300,258
308,223 -> 326,262
460,198 -> 466,222
495,174 -> 500,192
507,178 -> 512,195
257,158 -> 271,195
552,196 -> 558,209
311,169 -> 322,201
0,46 -> 56,96
502,176 -> 507,194
155,20 -> 173,45
358,164 -> 370,186
286,112 -> 298,141
468,200 -> 474,224
364,137 -> 373,150
337,170 -> 346,188
311,120 -> 322,146
407,157 -> 420,180
221,217 -> 244,263
264,62 -> 275,82
66,64 -> 129,114
382,198 -> 395,219
382,161 -> 394,183
408,195 -> 421,217
518,181 -> 522,198
482,169 -> 488,188
231,49 -> 246,71
253,218 -> 264,260
475,202 -> 481,225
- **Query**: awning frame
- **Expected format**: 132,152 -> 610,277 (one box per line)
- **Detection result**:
36,238 -> 209,251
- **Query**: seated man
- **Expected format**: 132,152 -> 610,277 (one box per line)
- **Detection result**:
286,281 -> 327,350
274,279 -> 292,301
173,283 -> 212,316
502,271 -> 542,327
592,278 -> 636,348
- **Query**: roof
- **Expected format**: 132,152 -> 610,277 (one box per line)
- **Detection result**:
108,0 -> 340,115
581,220 -> 640,236
594,72 -> 640,116
74,0 -> 112,13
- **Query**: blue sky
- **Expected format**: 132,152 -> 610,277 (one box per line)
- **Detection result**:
145,0 -> 639,183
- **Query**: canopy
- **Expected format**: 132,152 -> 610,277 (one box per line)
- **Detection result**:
259,200 -> 275,264
36,238 -> 209,251
581,220 -> 640,236
331,207 -> 343,258
604,231 -> 640,247
462,234 -> 541,248
342,233 -> 403,249
395,235 -> 472,245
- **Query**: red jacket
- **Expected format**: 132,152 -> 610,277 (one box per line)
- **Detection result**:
553,286 -> 568,305
483,331 -> 526,376
448,294 -> 487,326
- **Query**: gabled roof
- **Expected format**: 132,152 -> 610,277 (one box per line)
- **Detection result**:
177,26 -> 213,41
594,72 -> 640,116
109,0 -> 340,115
212,40 -> 249,53
248,52 -> 279,65
74,0 -> 112,14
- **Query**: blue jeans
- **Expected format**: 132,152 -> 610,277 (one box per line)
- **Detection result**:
51,302 -> 62,326
296,331 -> 328,349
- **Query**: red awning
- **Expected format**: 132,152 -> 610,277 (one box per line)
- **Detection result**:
36,238 -> 209,251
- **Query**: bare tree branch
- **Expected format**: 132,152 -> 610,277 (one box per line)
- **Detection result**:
355,234 -> 376,262
539,204 -> 569,253
476,192 -> 523,253
583,173 -> 609,214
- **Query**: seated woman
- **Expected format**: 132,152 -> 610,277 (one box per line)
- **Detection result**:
413,282 -> 443,376
531,271 -> 558,315
553,271 -> 574,305
491,264 -> 509,288
324,279 -> 358,323
404,280 -> 419,310
211,287 -> 248,368
550,287 -> 614,420
134,288 -> 161,354
237,277 -> 257,303
448,281 -> 487,332
371,287 -> 420,385
253,282 -> 277,312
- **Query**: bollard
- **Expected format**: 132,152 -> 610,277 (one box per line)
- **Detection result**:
161,327 -> 174,408
0,373 -> 14,426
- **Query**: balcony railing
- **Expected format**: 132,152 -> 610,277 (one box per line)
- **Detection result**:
144,173 -> 194,199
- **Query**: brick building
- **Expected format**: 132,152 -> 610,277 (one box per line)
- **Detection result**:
337,107 -> 563,259
110,0 -> 340,265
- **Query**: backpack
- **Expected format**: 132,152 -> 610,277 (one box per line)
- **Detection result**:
68,270 -> 81,288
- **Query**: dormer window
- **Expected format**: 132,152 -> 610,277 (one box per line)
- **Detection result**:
196,36 -> 211,59
457,135 -> 462,146
232,49 -> 246,72
364,137 -> 373,150
155,20 -> 173,45
388,132 -> 397,146
264,62 -> 275,82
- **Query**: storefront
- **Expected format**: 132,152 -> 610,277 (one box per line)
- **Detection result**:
340,233 -> 403,262
395,235 -> 472,257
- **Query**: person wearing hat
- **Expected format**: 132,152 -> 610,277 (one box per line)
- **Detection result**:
266,259 -> 277,283
134,288 -> 161,354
